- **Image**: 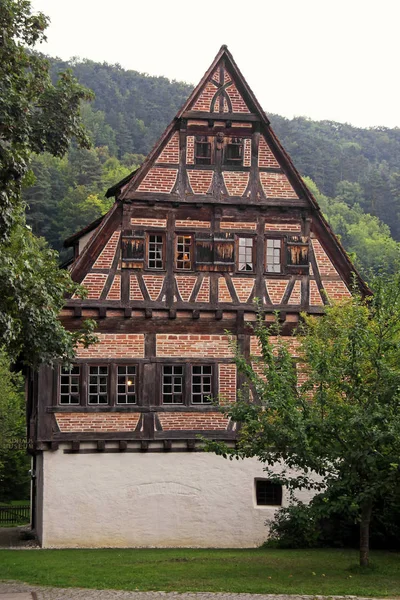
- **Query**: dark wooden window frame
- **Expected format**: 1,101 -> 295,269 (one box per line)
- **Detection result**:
145,232 -> 166,271
59,365 -> 81,406
235,234 -> 256,274
116,365 -> 138,405
264,236 -> 286,275
157,362 -> 217,407
174,232 -> 194,272
255,478 -> 283,506
56,362 -> 142,407
194,135 -> 214,165
223,136 -> 244,166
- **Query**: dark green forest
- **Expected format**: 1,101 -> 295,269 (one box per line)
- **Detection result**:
24,56 -> 400,273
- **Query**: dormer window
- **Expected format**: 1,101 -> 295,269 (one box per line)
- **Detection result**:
195,136 -> 212,165
225,137 -> 244,166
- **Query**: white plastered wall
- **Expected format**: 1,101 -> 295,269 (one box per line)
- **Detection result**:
39,447 -> 314,548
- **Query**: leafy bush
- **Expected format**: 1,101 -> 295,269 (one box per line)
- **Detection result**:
265,486 -> 400,550
266,502 -> 321,549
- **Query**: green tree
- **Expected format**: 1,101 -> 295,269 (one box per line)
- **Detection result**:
209,278 -> 400,567
0,216 -> 97,367
0,0 -> 96,366
0,352 -> 30,502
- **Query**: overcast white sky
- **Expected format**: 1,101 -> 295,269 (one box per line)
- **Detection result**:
30,0 -> 400,129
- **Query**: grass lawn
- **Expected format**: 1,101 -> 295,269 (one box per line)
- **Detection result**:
0,548 -> 399,596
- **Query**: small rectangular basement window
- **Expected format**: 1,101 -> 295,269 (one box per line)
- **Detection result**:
255,479 -> 283,506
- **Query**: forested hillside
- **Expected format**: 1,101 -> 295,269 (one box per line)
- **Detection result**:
23,56 -> 400,272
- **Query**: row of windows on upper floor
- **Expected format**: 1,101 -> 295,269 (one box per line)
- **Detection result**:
60,364 -> 215,406
122,232 -> 309,274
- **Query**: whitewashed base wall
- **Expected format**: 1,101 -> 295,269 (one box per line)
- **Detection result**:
36,445 -> 314,548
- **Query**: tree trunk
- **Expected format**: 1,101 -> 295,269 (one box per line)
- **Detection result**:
359,499 -> 373,567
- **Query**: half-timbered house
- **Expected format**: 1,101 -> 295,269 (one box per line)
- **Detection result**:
28,46 -> 367,548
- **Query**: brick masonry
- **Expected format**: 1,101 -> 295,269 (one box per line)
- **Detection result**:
137,167 -> 178,193
243,138 -> 251,167
190,81 -> 216,112
130,274 -> 144,301
188,170 -> 214,194
250,335 -> 300,357
218,277 -> 233,302
258,136 -> 280,168
310,280 -> 324,305
260,172 -> 298,199
106,274 -> 121,300
155,132 -> 179,164
322,280 -> 352,300
175,219 -> 211,229
288,280 -> 301,304
76,273 -> 107,299
218,363 -> 237,404
143,275 -> 165,301
131,217 -> 167,228
76,333 -> 145,358
266,279 -> 288,304
312,239 -> 339,276
186,136 -> 195,164
212,68 -> 220,83
156,334 -> 234,358
222,172 -> 249,196
55,413 -> 140,433
232,278 -> 254,303
226,83 -> 250,113
220,221 -> 256,231
93,231 -> 120,269
176,275 -> 197,302
158,412 -> 229,431
196,276 -> 210,302
265,222 -> 302,232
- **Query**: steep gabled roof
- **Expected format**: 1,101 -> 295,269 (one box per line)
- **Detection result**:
95,45 -> 368,295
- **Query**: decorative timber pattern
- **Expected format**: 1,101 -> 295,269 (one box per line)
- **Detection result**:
30,46 -> 368,452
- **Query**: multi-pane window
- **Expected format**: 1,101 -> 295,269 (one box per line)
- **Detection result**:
192,365 -> 212,404
266,239 -> 282,273
176,235 -> 192,270
225,137 -> 243,165
89,366 -> 108,405
117,366 -> 137,404
255,480 -> 283,506
147,234 -> 164,269
195,136 -> 212,165
237,237 -> 254,272
162,366 -> 184,404
59,365 -> 80,405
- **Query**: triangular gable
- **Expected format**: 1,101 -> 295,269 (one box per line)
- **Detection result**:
69,201 -> 122,285
92,46 -> 369,297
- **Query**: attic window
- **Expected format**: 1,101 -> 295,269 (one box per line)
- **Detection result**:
225,137 -> 243,165
195,136 -> 212,165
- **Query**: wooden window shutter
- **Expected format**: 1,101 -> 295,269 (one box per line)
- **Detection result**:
213,232 -> 235,272
195,232 -> 214,271
286,235 -> 309,274
121,229 -> 145,269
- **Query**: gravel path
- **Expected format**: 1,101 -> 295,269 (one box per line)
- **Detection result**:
0,583 -> 396,600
